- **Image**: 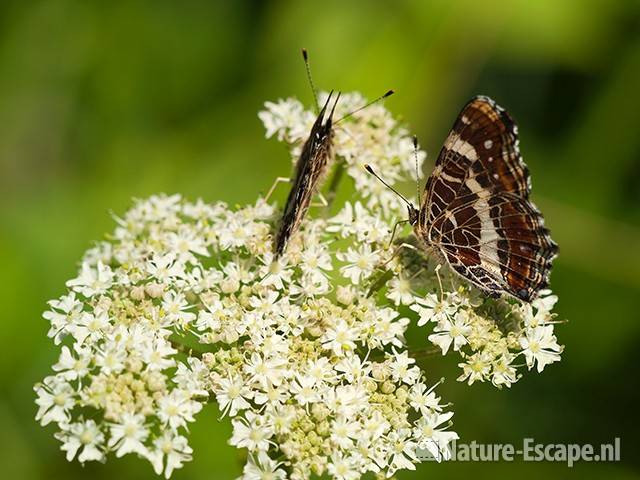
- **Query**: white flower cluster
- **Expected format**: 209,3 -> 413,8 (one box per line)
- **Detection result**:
35,195 -> 215,478
36,193 -> 456,479
411,283 -> 563,388
198,202 -> 458,479
35,91 -> 563,479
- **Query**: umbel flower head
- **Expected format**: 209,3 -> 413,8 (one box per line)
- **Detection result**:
35,91 -> 562,479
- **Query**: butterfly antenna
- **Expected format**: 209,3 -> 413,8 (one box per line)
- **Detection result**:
413,135 -> 421,205
335,89 -> 395,124
328,91 -> 341,120
364,164 -> 413,208
301,48 -> 319,113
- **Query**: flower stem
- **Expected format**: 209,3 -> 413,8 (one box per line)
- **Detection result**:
170,337 -> 207,358
409,346 -> 442,359
368,345 -> 441,361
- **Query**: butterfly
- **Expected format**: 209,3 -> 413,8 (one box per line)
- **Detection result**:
274,49 -> 393,257
275,90 -> 340,256
367,95 -> 558,302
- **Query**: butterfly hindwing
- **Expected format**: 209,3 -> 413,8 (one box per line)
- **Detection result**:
431,192 -> 556,301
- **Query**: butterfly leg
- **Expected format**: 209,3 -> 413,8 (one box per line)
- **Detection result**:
434,263 -> 445,300
310,192 -> 328,208
382,241 -> 420,267
264,177 -> 291,202
388,219 -> 410,248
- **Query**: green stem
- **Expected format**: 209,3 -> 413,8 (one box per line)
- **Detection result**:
368,345 -> 441,361
170,337 -> 207,358
409,346 -> 442,360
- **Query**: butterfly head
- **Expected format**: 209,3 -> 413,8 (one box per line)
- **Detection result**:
311,91 -> 340,143
407,204 -> 419,226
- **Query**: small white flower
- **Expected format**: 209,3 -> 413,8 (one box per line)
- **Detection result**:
161,291 -> 196,328
72,309 -> 110,345
35,378 -> 75,426
108,412 -> 149,458
143,339 -> 177,371
259,254 -> 294,290
491,354 -> 518,388
289,375 -> 321,405
56,419 -> 105,463
166,229 -> 209,263
147,432 -> 193,479
338,244 -> 380,284
242,452 -> 286,480
361,410 -> 390,439
409,382 -> 443,415
414,411 -> 458,461
386,274 -> 415,305
428,310 -> 472,354
326,202 -> 355,238
244,352 -> 287,388
532,290 -> 558,313
386,429 -> 418,475
95,344 -> 127,374
257,98 -> 314,142
371,307 -> 409,349
230,411 -> 273,451
66,261 -> 114,297
321,319 -> 358,356
410,293 -> 456,326
216,375 -> 252,417
334,355 -> 368,383
388,349 -> 417,383
327,452 -> 360,480
43,292 -> 83,344
330,416 -> 361,448
324,385 -> 368,417
157,390 -> 202,430
335,285 -> 356,305
519,325 -> 563,372
52,346 -> 90,381
457,352 -> 493,385
147,253 -> 185,282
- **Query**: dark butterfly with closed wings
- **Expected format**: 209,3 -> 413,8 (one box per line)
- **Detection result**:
274,50 -> 393,257
275,90 -> 340,257
367,96 -> 558,302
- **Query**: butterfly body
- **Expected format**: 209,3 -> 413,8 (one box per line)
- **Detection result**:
408,96 -> 558,302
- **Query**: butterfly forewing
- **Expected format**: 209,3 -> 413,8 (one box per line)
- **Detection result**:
418,96 -> 557,301
423,96 -> 530,224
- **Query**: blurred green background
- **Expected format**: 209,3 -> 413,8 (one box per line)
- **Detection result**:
1,0 -> 639,479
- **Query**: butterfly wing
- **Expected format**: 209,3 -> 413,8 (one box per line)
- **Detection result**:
275,93 -> 336,256
419,96 -> 557,301
422,96 -> 530,224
